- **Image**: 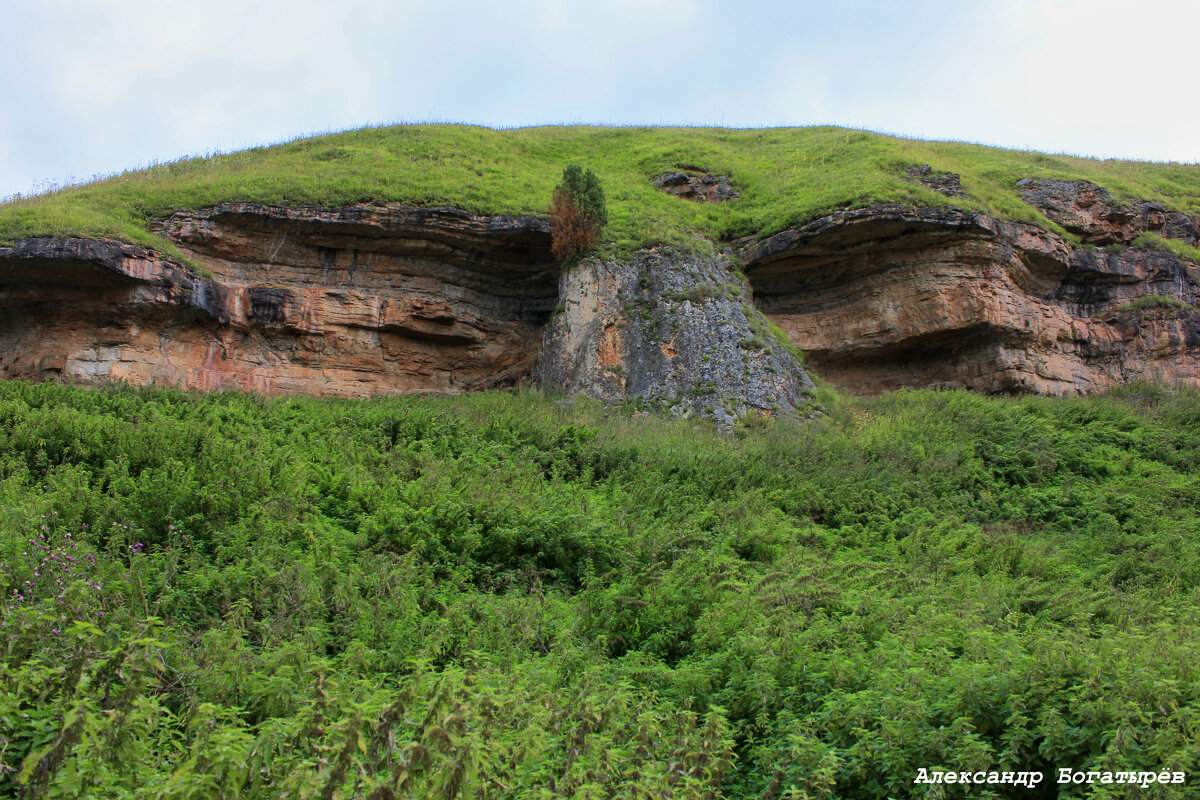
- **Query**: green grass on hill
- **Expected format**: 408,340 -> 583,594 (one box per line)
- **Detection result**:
2,380 -> 1199,796
3,125 -> 1200,256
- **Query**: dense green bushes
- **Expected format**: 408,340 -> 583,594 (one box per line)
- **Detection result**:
549,164 -> 608,260
1,380 -> 1199,797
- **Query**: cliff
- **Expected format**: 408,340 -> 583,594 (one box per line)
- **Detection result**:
743,189 -> 1200,394
2,126 -> 1199,412
0,202 -> 812,420
0,204 -> 557,397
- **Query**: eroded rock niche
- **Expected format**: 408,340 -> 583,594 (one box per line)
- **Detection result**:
0,203 -> 560,397
742,201 -> 1200,395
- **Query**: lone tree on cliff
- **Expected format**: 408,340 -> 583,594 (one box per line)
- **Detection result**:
549,165 -> 607,260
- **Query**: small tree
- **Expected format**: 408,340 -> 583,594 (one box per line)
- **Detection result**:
550,165 -> 607,260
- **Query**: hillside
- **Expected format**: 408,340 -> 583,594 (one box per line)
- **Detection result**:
3,125 -> 1200,797
1,380 -> 1198,797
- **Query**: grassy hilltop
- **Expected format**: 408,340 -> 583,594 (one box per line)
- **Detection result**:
3,124 -> 1200,255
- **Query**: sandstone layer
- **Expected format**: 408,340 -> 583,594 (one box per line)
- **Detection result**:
742,204 -> 1200,395
0,204 -> 558,397
0,202 -> 813,418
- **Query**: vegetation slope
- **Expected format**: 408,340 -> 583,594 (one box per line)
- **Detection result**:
3,126 -> 1200,797
2,125 -> 1200,256
2,380 -> 1199,798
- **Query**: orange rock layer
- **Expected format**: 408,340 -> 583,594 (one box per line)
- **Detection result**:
742,206 -> 1200,394
0,204 -> 558,397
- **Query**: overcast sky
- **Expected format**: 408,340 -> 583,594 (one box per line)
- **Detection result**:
2,0 -> 1196,199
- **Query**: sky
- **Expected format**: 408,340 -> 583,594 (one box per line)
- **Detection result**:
2,0 -> 1197,199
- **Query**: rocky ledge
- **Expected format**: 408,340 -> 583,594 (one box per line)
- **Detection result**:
0,203 -> 813,419
0,203 -> 559,397
742,204 -> 1200,395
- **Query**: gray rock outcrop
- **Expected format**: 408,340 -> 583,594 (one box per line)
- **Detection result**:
535,247 -> 813,425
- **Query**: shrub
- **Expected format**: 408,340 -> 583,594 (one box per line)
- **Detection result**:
1118,293 -> 1191,313
550,165 -> 607,260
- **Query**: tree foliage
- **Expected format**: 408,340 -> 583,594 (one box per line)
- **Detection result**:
549,164 -> 607,260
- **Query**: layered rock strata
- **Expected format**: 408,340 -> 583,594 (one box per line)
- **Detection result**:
0,204 -> 559,396
536,248 -> 813,425
0,203 -> 812,418
4,186 -> 1200,406
742,205 -> 1200,395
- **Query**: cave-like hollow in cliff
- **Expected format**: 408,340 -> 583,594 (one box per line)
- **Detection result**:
739,205 -> 1200,396
0,204 -> 562,397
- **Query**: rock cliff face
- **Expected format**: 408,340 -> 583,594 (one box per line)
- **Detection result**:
3,181 -> 1200,406
743,203 -> 1200,394
537,248 -> 812,425
1,203 -> 558,397
0,202 -> 812,417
